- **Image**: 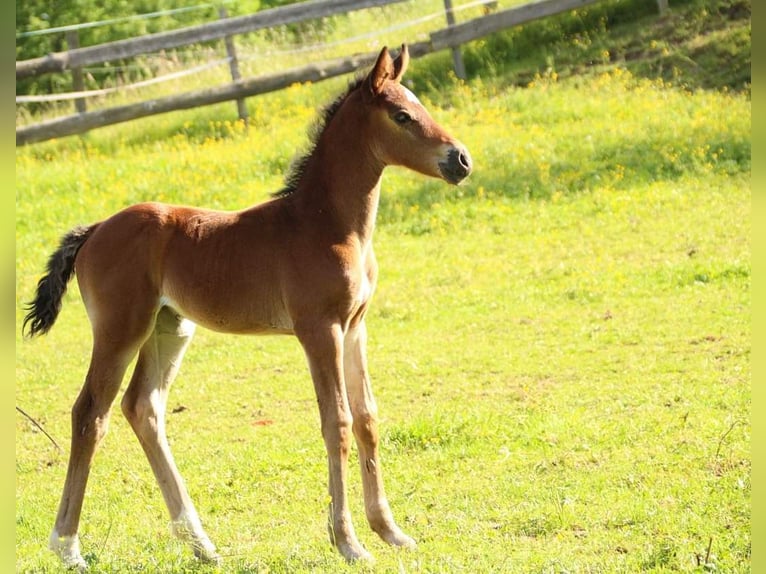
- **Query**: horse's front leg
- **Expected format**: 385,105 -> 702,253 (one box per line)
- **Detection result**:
295,320 -> 371,561
344,321 -> 416,548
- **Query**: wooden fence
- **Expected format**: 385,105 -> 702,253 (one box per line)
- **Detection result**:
16,0 -> 603,146
16,0 -> 408,80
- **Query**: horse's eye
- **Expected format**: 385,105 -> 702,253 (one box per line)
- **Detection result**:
393,111 -> 412,125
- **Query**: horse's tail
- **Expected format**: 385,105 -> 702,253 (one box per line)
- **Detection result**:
23,224 -> 97,338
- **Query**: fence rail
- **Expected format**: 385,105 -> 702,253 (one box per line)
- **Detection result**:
16,0 -> 407,80
17,52 -> 381,145
16,0 -> 607,146
432,0 -> 599,49
16,2 -> 230,39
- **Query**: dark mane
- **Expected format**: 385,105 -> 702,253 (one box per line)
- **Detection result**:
273,77 -> 365,198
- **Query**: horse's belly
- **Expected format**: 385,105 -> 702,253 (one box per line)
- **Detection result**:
160,293 -> 294,336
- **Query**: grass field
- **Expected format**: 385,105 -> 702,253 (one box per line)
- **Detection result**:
16,6 -> 750,571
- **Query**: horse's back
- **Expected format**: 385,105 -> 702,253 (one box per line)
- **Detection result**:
76,202 -> 198,284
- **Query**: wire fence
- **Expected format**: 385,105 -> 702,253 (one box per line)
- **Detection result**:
17,0 -> 612,145
16,1 -> 234,38
16,0 -> 493,105
16,59 -> 232,103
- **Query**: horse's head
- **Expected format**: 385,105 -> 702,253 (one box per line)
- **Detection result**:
361,44 -> 473,185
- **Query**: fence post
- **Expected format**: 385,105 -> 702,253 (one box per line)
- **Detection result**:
65,30 -> 87,114
219,7 -> 249,127
443,0 -> 466,80
481,0 -> 498,15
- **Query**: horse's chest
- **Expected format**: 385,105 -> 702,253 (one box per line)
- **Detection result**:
344,270 -> 372,329
343,250 -> 376,318
323,240 -> 377,324
354,272 -> 373,307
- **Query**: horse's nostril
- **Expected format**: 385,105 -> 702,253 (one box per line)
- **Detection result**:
456,148 -> 473,175
440,146 -> 472,183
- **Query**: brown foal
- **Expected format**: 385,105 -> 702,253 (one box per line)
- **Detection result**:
24,44 -> 472,569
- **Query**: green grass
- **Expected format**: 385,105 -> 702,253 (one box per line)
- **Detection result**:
15,2 -> 750,569
450,0 -> 751,94
16,69 -> 750,572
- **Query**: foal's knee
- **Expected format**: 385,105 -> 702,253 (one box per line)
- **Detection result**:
323,415 -> 354,457
339,417 -> 354,453
352,411 -> 379,448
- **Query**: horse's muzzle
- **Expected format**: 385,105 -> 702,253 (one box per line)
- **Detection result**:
439,145 -> 473,184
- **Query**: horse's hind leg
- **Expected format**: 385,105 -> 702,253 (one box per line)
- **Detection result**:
120,306 -> 220,564
344,321 -> 415,549
49,341 -> 138,569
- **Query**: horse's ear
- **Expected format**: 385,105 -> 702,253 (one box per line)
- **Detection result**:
364,46 -> 394,100
391,44 -> 409,83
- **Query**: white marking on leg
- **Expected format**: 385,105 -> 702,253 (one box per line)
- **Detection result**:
171,508 -> 220,563
49,528 -> 88,570
158,295 -> 174,309
176,317 -> 196,338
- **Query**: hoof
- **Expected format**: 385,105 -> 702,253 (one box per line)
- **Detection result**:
385,531 -> 416,549
336,539 -> 374,563
375,524 -> 417,549
193,545 -> 222,565
171,510 -> 220,565
49,530 -> 88,571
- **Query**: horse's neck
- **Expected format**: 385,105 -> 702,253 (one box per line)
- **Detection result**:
296,109 -> 384,245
